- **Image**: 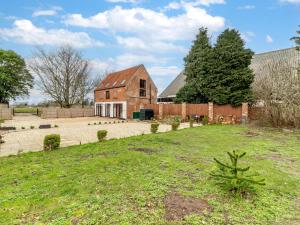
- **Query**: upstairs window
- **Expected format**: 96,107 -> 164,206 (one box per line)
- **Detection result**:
140,79 -> 146,89
140,79 -> 146,97
106,91 -> 110,99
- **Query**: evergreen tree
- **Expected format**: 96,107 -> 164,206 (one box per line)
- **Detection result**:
175,28 -> 212,103
291,25 -> 300,50
210,29 -> 254,106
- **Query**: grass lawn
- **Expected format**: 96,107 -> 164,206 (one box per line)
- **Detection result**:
0,125 -> 299,224
13,107 -> 39,114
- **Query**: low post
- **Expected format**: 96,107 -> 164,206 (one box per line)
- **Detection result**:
208,102 -> 214,123
159,104 -> 164,120
181,103 -> 187,121
242,103 -> 249,124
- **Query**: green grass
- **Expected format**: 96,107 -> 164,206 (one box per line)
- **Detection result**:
0,125 -> 299,224
13,107 -> 38,114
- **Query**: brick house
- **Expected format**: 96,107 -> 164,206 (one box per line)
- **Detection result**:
94,64 -> 157,119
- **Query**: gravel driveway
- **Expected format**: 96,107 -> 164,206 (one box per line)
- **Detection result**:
0,116 -> 193,157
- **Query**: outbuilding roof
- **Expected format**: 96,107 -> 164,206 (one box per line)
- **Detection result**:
96,64 -> 143,90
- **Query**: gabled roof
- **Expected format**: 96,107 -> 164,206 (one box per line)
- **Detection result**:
159,71 -> 186,98
96,64 -> 143,90
159,47 -> 300,98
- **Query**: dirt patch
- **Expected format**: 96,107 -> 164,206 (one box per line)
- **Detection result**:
242,130 -> 260,137
128,147 -> 156,154
164,192 -> 213,221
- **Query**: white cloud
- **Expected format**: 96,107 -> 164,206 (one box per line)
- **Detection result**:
164,0 -> 225,10
116,36 -> 186,53
148,66 -> 181,77
90,53 -> 168,73
32,6 -> 62,17
266,35 -> 273,43
237,5 -> 255,10
241,31 -> 255,42
64,5 -> 225,42
279,0 -> 300,4
0,19 -> 104,48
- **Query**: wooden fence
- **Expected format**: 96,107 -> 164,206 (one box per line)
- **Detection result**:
41,107 -> 95,119
145,103 -> 248,123
0,108 -> 13,120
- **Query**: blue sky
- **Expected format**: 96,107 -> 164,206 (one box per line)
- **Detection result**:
0,0 -> 299,104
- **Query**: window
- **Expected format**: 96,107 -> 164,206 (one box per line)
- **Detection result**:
106,91 -> 110,99
139,79 -> 146,97
140,89 -> 146,97
140,79 -> 146,89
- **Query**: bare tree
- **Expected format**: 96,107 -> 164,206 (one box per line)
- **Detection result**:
30,46 -> 97,108
252,57 -> 300,128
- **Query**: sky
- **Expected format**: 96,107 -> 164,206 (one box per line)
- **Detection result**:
0,0 -> 299,104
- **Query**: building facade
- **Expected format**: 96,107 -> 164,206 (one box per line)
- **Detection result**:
94,64 -> 157,119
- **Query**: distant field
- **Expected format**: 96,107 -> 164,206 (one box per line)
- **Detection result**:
13,107 -> 39,114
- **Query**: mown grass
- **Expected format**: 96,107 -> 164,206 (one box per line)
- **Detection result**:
0,125 -> 299,224
13,107 -> 39,114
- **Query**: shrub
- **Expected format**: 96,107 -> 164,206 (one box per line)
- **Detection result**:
210,151 -> 265,194
151,121 -> 159,134
189,118 -> 194,128
97,130 -> 107,142
0,119 -> 4,127
202,116 -> 209,125
44,134 -> 61,151
21,126 -> 25,129
171,117 -> 181,131
99,122 -> 101,125
30,125 -> 34,129
94,122 -> 97,125
54,125 -> 59,128
0,135 -> 4,144
88,123 -> 91,125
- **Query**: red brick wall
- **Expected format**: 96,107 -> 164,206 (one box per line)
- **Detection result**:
94,66 -> 158,119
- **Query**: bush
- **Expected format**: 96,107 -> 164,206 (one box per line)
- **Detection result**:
30,125 -> 34,129
210,151 -> 265,194
171,117 -> 181,131
151,121 -> 159,134
21,126 -> 25,129
54,125 -> 59,128
97,130 -> 107,142
202,116 -> 209,125
44,134 -> 61,151
189,118 -> 194,128
0,135 -> 4,144
99,122 -> 101,125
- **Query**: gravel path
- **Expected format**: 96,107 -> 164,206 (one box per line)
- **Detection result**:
0,116 -> 194,157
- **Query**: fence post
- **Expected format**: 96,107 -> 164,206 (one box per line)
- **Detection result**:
159,104 -> 164,120
242,102 -> 248,124
208,102 -> 214,123
181,103 -> 187,121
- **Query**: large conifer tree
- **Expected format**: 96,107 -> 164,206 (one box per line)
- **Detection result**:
176,28 -> 254,106
175,28 -> 212,103
206,29 -> 254,106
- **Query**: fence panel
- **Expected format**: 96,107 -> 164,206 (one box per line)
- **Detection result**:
0,108 -> 13,120
213,104 -> 242,121
163,104 -> 182,116
186,104 -> 209,116
144,104 -> 159,115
